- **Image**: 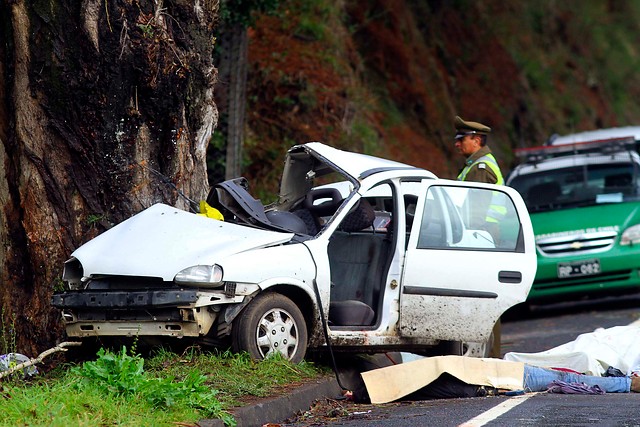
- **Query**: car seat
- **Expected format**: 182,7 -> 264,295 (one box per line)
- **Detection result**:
328,199 -> 382,326
294,187 -> 344,235
338,198 -> 375,232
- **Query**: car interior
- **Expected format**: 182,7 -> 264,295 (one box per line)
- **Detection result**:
326,183 -> 404,328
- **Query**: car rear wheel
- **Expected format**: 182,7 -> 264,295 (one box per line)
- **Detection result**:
232,292 -> 308,363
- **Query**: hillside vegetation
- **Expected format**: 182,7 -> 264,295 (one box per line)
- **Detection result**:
239,0 -> 640,195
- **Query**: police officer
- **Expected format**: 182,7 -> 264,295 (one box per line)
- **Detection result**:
453,116 -> 504,358
454,116 -> 503,184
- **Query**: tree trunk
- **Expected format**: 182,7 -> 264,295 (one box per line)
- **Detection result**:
219,24 -> 248,180
0,0 -> 218,355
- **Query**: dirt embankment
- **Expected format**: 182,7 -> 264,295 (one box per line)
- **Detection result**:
240,1 -> 640,194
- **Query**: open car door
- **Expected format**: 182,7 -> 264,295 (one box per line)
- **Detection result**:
399,180 -> 536,343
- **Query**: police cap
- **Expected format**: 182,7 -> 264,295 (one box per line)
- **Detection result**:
454,116 -> 491,138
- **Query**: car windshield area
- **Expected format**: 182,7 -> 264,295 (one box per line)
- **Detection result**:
509,162 -> 640,213
204,149 -> 354,237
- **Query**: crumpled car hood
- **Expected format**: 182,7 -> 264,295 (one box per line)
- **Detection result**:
71,203 -> 294,281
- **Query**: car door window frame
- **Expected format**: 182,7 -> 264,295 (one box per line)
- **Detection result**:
413,184 -> 525,253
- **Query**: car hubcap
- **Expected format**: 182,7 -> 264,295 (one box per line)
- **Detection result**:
256,308 -> 298,360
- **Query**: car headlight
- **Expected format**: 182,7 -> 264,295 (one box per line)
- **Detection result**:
174,265 -> 224,287
620,224 -> 640,246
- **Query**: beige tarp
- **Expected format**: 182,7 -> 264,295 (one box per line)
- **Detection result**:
361,355 -> 525,404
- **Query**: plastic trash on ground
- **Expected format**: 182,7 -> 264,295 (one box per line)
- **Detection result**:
0,353 -> 38,378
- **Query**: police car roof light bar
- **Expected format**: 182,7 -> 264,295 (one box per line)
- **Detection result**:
514,136 -> 637,164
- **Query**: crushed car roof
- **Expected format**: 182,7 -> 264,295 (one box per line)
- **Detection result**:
297,142 -> 427,180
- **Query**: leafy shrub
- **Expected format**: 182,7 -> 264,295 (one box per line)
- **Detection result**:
72,347 -> 235,426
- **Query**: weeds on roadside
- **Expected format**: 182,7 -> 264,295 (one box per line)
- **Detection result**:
72,346 -> 236,425
146,347 -> 326,405
0,345 -> 326,427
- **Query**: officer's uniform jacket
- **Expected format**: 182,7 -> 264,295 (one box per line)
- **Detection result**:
457,145 -> 503,184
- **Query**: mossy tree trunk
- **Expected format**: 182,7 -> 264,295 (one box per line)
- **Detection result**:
0,0 -> 218,355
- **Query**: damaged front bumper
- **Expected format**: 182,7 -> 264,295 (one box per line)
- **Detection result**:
52,289 -> 246,338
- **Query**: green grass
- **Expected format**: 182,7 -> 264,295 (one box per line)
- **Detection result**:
0,346 -> 327,427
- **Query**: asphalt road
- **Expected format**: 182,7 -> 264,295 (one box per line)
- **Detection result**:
281,293 -> 640,427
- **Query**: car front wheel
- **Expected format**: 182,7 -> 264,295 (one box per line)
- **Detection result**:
232,292 -> 308,363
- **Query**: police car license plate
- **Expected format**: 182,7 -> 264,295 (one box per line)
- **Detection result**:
557,259 -> 600,278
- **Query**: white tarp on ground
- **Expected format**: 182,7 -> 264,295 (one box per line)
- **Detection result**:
361,355 -> 525,404
504,325 -> 640,376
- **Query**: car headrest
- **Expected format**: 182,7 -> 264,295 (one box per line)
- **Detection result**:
304,187 -> 344,217
339,199 -> 375,232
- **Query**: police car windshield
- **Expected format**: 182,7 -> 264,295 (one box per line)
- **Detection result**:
509,163 -> 639,212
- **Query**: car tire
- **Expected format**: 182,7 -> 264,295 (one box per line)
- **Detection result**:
232,292 -> 308,363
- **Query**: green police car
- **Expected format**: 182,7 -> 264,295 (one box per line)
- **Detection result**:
507,127 -> 640,303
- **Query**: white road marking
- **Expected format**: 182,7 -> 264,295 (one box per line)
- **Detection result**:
457,393 -> 535,427
629,317 -> 640,327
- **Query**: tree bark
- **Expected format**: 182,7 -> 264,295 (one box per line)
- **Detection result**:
0,0 -> 218,355
218,23 -> 248,180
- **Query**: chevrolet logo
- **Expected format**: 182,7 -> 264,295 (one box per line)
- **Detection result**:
570,241 -> 583,250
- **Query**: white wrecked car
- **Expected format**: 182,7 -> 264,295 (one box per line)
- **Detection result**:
53,142 -> 536,362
